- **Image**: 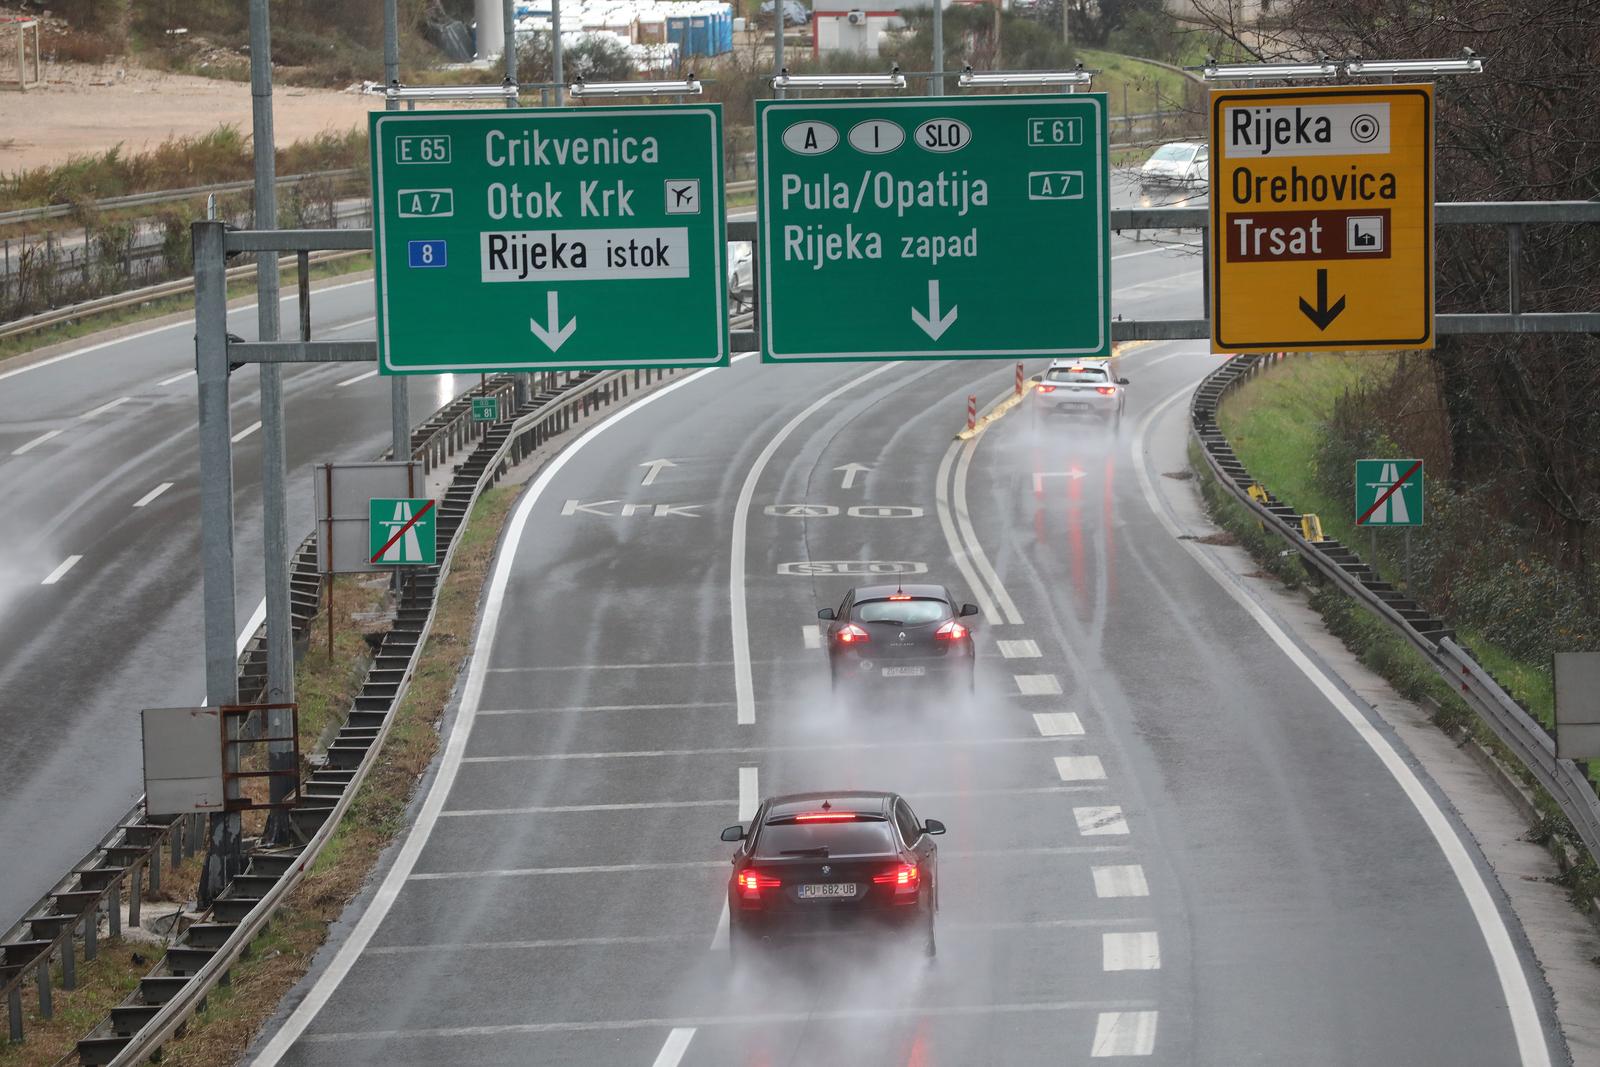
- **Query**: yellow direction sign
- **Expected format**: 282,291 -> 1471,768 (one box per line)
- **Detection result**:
1209,84 -> 1433,352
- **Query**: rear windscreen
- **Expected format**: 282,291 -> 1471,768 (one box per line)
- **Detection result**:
1045,367 -> 1108,384
852,598 -> 947,625
755,819 -> 895,858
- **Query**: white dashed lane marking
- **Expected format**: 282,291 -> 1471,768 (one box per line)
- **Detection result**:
41,555 -> 83,585
1092,865 -> 1149,898
1015,674 -> 1062,696
738,766 -> 759,821
132,482 -> 174,508
10,429 -> 62,455
231,420 -> 262,444
336,368 -> 379,389
1074,806 -> 1129,836
1102,932 -> 1161,971
80,396 -> 130,419
1055,755 -> 1106,781
651,1027 -> 696,1067
996,639 -> 1041,658
1033,712 -> 1084,736
1091,1010 -> 1158,1056
802,625 -> 821,650
158,369 -> 196,386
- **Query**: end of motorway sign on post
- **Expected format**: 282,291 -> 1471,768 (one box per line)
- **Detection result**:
1209,84 -> 1434,352
1355,458 -> 1424,527
370,106 -> 728,372
757,95 -> 1110,362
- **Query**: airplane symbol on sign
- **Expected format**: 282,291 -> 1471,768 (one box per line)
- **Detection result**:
665,179 -> 700,214
673,186 -> 693,205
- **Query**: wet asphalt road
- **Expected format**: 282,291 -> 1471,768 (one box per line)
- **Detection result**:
0,281 -> 482,922
250,184 -> 1562,1066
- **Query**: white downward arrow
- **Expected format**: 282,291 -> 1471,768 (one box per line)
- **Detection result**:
529,292 -> 577,352
911,279 -> 957,341
639,458 -> 677,486
834,463 -> 871,489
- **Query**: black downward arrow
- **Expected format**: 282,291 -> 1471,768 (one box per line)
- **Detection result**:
1298,268 -> 1347,330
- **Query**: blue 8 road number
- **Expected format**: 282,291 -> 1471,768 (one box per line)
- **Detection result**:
407,240 -> 447,269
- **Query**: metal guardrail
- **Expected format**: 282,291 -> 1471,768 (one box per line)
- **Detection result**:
84,365 -> 683,1067
0,248 -> 367,342
0,169 -> 363,227
1190,354 -> 1600,866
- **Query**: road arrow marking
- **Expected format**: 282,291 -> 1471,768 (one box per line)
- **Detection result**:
639,458 -> 677,487
529,292 -> 577,352
1297,268 -> 1347,331
910,280 -> 957,341
834,462 -> 871,489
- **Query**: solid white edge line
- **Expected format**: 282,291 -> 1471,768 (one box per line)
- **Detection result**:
0,278 -> 372,386
650,1027 -> 696,1067
41,555 -> 82,585
1133,384 -> 1552,1067
10,428 -> 62,455
132,481 -> 175,508
711,765 -> 758,952
730,362 -> 898,725
934,439 -> 1004,625
953,433 -> 1025,624
249,364 -> 721,1067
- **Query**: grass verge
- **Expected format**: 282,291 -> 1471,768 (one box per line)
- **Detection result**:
0,254 -> 373,368
148,486 -> 519,1066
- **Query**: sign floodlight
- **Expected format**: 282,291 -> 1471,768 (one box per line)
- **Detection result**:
771,68 -> 907,91
1198,56 -> 1339,82
382,81 -> 521,104
571,76 -> 703,98
1345,50 -> 1483,79
959,66 -> 1096,90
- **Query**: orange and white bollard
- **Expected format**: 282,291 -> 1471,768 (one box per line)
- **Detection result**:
1015,362 -> 1024,397
967,394 -> 977,431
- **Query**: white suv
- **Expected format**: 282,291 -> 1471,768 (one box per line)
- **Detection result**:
1140,142 -> 1208,191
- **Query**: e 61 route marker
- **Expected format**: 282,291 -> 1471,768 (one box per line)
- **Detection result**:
1355,458 -> 1423,527
471,396 -> 500,422
369,498 -> 438,564
757,95 -> 1110,362
1209,84 -> 1434,352
370,106 -> 728,373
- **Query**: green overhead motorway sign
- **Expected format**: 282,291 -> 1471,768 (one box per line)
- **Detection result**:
370,106 -> 728,373
756,95 -> 1110,363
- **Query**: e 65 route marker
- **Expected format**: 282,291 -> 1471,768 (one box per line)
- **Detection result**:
1355,458 -> 1424,527
757,95 -> 1110,362
370,106 -> 728,373
369,498 -> 437,564
1209,84 -> 1434,352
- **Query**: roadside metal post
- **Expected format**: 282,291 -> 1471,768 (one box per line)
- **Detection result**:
503,0 -> 517,105
252,0 -> 298,843
108,883 -> 121,939
83,913 -> 97,961
7,985 -> 20,1042
193,219 -> 243,907
34,960 -> 51,1015
1404,527 -> 1413,589
1508,223 -> 1523,315
772,0 -> 784,100
930,0 -> 944,96
60,940 -> 74,990
128,860 -> 143,928
384,0 -> 411,606
552,0 -> 565,106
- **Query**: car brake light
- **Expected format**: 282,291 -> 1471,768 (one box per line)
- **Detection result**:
888,594 -> 912,600
737,870 -> 781,899
795,811 -> 858,821
1095,386 -> 1116,396
873,864 -> 919,895
935,619 -> 967,641
1037,384 -> 1056,393
836,623 -> 869,644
